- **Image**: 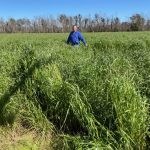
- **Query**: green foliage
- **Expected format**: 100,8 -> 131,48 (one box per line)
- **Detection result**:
0,32 -> 150,149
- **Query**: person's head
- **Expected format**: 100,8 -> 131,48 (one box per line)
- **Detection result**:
72,25 -> 78,32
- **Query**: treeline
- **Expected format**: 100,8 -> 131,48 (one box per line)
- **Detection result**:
0,13 -> 150,33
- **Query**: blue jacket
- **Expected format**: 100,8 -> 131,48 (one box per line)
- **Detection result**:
67,31 -> 86,46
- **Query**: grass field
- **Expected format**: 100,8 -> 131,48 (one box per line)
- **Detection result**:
0,32 -> 150,150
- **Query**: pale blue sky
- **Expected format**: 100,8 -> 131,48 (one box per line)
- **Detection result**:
0,0 -> 150,21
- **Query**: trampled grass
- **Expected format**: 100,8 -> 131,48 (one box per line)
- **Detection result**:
0,32 -> 150,149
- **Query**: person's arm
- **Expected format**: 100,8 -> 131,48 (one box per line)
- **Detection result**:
66,33 -> 71,44
78,32 -> 87,46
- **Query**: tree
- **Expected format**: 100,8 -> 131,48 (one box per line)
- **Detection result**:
78,14 -> 82,30
5,18 -> 16,33
146,19 -> 150,31
0,17 -> 5,32
0,13 -> 149,33
74,15 -> 78,26
113,17 -> 120,32
105,18 -> 110,32
83,18 -> 88,30
101,17 -> 106,31
130,14 -> 145,31
59,14 -> 68,32
94,14 -> 101,31
121,22 -> 130,31
69,16 -> 73,31
41,18 -> 48,32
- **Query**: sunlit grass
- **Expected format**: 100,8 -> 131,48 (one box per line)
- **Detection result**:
0,32 -> 150,149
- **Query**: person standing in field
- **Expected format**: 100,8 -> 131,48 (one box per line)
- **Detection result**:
67,25 -> 87,46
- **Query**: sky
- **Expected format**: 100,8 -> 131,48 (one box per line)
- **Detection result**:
0,0 -> 150,21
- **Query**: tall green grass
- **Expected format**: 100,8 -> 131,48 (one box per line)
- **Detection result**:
0,32 -> 150,149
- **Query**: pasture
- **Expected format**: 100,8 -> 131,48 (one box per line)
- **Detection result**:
0,32 -> 150,149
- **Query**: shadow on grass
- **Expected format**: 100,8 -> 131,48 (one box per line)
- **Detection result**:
0,49 -> 54,125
